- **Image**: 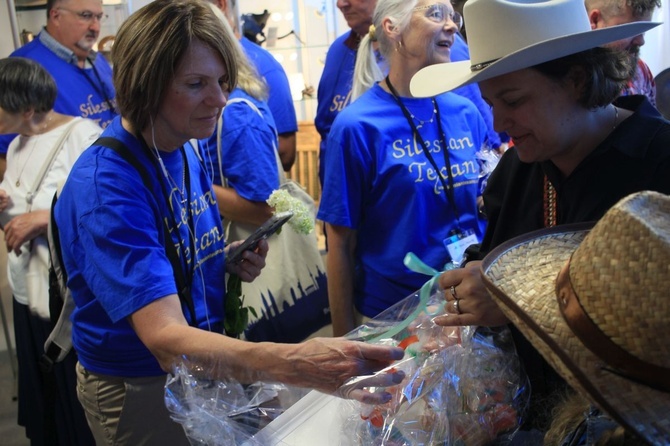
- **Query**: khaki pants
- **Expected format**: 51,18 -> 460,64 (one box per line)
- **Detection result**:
75,362 -> 189,446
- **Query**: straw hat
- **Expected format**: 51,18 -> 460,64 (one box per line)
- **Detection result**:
410,0 -> 660,97
481,191 -> 670,446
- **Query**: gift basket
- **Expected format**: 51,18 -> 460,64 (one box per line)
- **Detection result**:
338,254 -> 529,446
165,355 -> 308,446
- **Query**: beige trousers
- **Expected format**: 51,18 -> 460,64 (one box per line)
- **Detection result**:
75,362 -> 189,446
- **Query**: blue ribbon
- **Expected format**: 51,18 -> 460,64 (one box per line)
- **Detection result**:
367,253 -> 446,344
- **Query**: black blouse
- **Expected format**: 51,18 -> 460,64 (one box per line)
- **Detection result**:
476,95 -> 670,431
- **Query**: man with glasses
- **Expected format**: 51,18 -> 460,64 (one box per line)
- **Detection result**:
586,0 -> 661,106
0,0 -> 117,158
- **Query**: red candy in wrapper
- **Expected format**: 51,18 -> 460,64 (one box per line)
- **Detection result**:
398,334 -> 419,350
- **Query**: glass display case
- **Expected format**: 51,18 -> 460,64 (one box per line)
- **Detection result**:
239,0 -> 348,123
239,1 -> 348,205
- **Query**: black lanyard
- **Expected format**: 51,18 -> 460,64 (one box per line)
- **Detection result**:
385,76 -> 462,225
82,57 -> 117,115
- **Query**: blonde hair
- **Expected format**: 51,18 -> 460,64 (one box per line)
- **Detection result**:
205,2 -> 268,101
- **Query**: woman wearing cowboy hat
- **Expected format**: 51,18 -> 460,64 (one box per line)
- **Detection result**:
481,191 -> 670,445
410,0 -> 670,436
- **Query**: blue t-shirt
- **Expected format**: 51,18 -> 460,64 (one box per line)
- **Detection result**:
200,88 -> 280,199
317,84 -> 488,317
55,117 -> 226,377
0,33 -> 117,153
315,31 -> 500,185
240,37 -> 298,136
315,31 -> 357,185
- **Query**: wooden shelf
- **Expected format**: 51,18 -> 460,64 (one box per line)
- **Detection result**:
287,121 -> 321,204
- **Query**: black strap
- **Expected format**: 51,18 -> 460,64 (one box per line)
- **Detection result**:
83,57 -> 116,115
95,137 -> 197,326
385,76 -> 462,226
48,192 -> 66,325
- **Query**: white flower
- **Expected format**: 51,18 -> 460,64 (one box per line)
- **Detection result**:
267,189 -> 314,234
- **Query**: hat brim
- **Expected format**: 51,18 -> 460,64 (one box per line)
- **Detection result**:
411,21 -> 661,97
481,224 -> 670,445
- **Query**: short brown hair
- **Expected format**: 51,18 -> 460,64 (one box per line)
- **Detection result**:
112,0 -> 238,132
533,47 -> 630,109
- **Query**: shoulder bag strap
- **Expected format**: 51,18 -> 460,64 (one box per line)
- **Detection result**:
26,117 -> 83,212
95,137 -> 197,326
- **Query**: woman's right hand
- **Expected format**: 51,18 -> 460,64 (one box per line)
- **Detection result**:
433,261 -> 510,327
273,337 -> 405,404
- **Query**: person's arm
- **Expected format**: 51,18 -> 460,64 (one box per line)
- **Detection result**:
129,293 -> 404,402
326,223 -> 358,337
212,184 -> 274,226
0,188 -> 9,213
214,99 -> 280,224
3,209 -> 49,254
277,132 -> 297,172
0,155 -> 6,183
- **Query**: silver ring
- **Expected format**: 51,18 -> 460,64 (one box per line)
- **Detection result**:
450,285 -> 457,298
454,298 -> 462,315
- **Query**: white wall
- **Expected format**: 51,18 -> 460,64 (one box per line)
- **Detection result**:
127,0 -> 150,13
640,6 -> 670,76
1,0 -> 19,57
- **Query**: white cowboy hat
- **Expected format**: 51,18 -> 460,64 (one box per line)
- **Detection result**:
480,191 -> 670,446
410,0 -> 660,97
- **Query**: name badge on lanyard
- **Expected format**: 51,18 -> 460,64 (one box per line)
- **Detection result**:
443,228 -> 478,266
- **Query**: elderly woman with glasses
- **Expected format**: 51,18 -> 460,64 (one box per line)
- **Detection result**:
318,0 -> 492,337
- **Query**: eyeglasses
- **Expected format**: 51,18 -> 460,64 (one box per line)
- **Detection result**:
413,3 -> 463,30
58,7 -> 107,24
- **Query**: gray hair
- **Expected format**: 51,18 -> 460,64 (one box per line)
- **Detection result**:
0,57 -> 57,113
584,0 -> 661,19
351,0 -> 418,100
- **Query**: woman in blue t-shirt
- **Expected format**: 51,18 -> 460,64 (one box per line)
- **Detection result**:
54,1 -> 404,444
318,0 -> 490,336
